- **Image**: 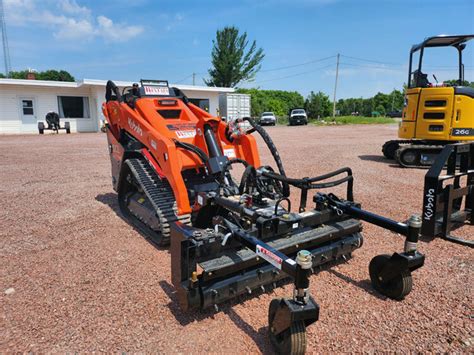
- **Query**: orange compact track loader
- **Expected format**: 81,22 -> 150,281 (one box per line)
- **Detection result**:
102,79 -> 471,353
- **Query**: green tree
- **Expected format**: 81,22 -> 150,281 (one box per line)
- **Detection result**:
237,88 -> 304,117
37,70 -> 75,81
0,69 -> 75,81
304,91 -> 332,119
206,26 -> 264,87
444,79 -> 474,88
387,89 -> 404,111
375,104 -> 386,116
361,98 -> 373,117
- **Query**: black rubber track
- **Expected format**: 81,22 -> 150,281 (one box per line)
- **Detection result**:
119,157 -> 190,246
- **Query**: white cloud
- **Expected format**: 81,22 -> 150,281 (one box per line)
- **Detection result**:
97,15 -> 144,42
53,17 -> 96,40
3,0 -> 143,43
59,0 -> 91,16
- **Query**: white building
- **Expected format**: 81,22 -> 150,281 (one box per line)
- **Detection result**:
0,78 -> 234,134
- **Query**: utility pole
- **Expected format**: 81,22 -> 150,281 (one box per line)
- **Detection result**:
0,0 -> 12,77
332,53 -> 340,119
192,72 -> 196,86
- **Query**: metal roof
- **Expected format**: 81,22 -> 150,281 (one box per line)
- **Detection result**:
411,34 -> 474,52
0,78 -> 235,93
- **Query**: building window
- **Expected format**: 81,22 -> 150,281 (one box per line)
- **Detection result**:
22,100 -> 34,115
188,98 -> 210,112
57,96 -> 90,118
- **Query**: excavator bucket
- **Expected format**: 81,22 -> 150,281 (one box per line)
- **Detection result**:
421,142 -> 474,247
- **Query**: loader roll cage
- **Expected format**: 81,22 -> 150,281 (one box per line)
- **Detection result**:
106,80 -> 190,108
408,34 -> 474,88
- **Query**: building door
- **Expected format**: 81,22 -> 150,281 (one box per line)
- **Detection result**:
189,98 -> 210,112
20,97 -> 37,126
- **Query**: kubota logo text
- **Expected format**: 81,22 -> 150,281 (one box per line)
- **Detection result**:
423,188 -> 435,220
128,118 -> 143,137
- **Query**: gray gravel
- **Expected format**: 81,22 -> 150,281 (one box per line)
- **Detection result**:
1,124 -> 473,352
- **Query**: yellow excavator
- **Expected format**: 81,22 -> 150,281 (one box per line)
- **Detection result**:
383,34 -> 474,167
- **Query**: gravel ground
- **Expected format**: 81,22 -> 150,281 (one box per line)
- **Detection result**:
1,124 -> 473,353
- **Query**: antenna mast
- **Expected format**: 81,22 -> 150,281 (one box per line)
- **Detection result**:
0,0 -> 12,77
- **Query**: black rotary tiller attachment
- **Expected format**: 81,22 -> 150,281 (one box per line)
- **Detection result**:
170,160 -> 425,354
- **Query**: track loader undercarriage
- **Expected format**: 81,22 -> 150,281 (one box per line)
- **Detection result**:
100,79 -> 473,354
383,140 -> 448,168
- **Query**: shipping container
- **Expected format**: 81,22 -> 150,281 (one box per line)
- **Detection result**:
218,93 -> 251,121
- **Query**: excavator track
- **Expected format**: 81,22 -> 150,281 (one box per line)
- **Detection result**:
382,140 -> 412,160
119,157 -> 190,246
395,144 -> 444,168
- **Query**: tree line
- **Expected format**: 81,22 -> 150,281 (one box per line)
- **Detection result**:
237,88 -> 406,119
0,69 -> 75,82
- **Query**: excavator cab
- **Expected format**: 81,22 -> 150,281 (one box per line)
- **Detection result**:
383,34 -> 474,167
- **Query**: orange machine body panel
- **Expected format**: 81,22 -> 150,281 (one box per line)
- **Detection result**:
103,96 -> 260,215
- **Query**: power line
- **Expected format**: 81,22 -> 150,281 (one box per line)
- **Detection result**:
340,54 -> 402,66
260,55 -> 336,72
340,62 -> 472,72
173,74 -> 193,84
173,71 -> 207,84
339,62 -> 403,71
253,63 -> 334,84
341,54 -> 471,69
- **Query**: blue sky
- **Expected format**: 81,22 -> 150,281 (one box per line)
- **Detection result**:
3,0 -> 474,98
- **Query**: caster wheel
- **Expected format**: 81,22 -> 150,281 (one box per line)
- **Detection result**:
268,298 -> 306,355
369,254 -> 413,300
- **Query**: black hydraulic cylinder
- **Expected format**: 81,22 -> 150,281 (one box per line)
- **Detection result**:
214,196 -> 258,221
204,124 -> 222,158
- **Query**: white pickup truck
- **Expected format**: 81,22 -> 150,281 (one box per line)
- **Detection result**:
289,108 -> 308,126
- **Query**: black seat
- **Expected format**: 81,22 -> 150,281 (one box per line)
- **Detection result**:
454,86 -> 474,98
413,70 -> 430,88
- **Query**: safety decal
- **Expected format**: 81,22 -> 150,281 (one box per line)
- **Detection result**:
167,123 -> 196,131
256,245 -> 282,270
176,130 -> 196,139
223,148 -> 236,158
143,85 -> 170,96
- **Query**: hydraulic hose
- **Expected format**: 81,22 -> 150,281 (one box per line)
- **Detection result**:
262,170 -> 353,190
243,117 -> 290,197
105,80 -> 122,102
174,140 -> 209,164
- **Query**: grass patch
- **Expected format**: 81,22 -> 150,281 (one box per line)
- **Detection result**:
311,116 -> 396,125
